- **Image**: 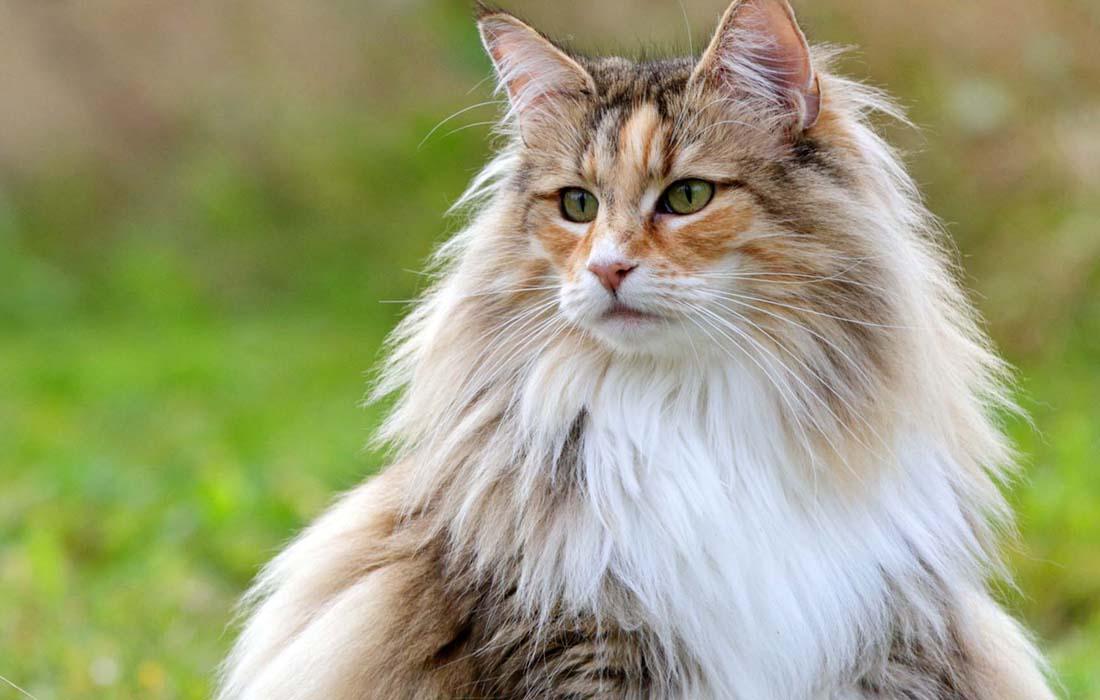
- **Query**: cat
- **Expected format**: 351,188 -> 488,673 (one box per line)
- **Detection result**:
217,1 -> 1056,698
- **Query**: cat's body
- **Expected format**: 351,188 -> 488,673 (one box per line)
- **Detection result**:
218,371 -> 1050,699
219,2 -> 1055,698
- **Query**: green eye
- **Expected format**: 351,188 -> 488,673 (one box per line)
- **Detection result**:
660,179 -> 715,215
560,188 -> 599,223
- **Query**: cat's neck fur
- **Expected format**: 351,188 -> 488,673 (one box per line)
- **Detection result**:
380,321 -> 996,695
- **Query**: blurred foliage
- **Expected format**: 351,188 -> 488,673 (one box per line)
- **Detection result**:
0,0 -> 1097,697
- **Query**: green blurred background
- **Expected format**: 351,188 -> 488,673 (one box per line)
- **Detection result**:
0,0 -> 1097,697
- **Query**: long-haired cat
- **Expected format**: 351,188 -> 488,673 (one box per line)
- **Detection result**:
218,1 -> 1055,697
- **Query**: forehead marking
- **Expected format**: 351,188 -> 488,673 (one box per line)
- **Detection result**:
581,144 -> 598,184
619,103 -> 662,176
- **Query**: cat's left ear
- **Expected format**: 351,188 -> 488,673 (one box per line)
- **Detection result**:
690,0 -> 821,132
477,8 -> 596,137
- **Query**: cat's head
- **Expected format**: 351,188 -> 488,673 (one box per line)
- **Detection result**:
473,0 -> 901,368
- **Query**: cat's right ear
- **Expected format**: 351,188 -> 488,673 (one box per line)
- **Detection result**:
477,7 -> 596,138
690,0 -> 821,133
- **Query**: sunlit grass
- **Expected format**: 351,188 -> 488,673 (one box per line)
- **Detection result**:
0,318 -> 386,699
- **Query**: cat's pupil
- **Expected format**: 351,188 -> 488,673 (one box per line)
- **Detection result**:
561,187 -> 598,223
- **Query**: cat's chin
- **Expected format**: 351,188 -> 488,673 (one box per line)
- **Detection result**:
581,307 -> 689,357
602,302 -> 662,325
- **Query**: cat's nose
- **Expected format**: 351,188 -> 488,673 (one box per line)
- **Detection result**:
588,260 -> 637,293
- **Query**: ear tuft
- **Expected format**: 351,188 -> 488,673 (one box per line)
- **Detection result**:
477,12 -> 596,135
692,0 -> 820,132
473,2 -> 502,21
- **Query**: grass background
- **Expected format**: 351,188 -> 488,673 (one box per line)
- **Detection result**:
0,0 -> 1097,697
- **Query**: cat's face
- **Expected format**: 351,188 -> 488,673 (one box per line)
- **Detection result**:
517,59 -> 787,355
479,1 -> 894,368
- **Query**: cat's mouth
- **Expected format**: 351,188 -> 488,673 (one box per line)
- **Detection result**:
601,303 -> 663,324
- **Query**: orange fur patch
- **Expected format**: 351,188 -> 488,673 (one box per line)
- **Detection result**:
641,200 -> 755,270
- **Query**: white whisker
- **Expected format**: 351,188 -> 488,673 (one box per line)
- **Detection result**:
709,289 -> 919,330
692,303 -> 857,478
419,100 -> 506,150
683,303 -> 820,470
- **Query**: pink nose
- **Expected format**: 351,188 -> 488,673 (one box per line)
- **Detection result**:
587,260 -> 637,293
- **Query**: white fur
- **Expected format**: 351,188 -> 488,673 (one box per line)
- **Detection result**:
465,344 -> 985,698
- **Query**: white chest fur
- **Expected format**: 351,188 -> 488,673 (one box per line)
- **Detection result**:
516,354 -> 981,699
